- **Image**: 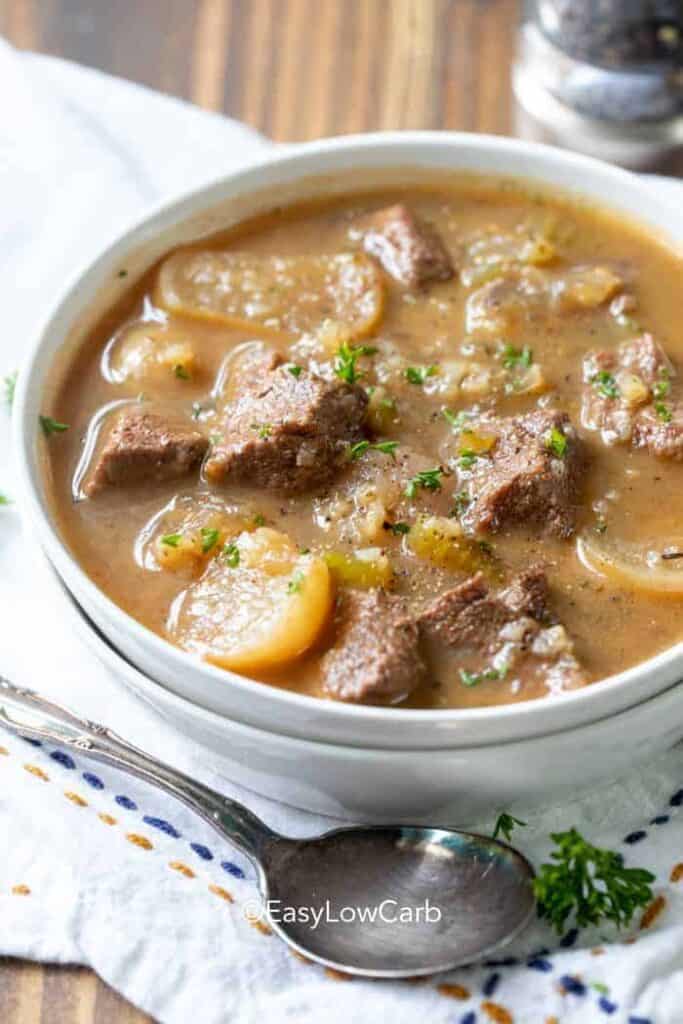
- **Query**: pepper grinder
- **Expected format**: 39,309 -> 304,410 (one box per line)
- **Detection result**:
513,1 -> 683,171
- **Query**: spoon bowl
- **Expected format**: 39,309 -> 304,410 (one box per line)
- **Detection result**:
0,677 -> 535,977
260,826 -> 535,976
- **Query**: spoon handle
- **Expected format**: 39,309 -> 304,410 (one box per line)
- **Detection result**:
0,676 -> 276,862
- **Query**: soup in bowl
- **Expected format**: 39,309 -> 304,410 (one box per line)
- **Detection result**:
14,134 -> 683,747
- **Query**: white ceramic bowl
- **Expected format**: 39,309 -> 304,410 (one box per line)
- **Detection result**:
13,132 -> 683,755
45,550 -> 683,822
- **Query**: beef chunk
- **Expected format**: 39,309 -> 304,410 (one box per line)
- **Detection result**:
582,334 -> 683,458
418,568 -> 552,650
85,409 -> 208,497
457,410 -> 585,539
322,589 -> 426,704
205,362 -> 368,493
360,204 -> 454,289
418,569 -> 586,695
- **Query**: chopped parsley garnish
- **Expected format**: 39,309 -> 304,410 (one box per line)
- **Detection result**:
592,371 -> 619,400
334,343 -> 377,385
348,439 -> 399,461
546,425 -> 568,458
458,449 -> 479,470
0,493 -> 12,506
117,269 -> 128,278
504,378 -> 526,395
287,363 -> 303,378
224,542 -> 240,568
191,401 -> 205,420
501,343 -> 533,370
404,467 -> 444,498
4,371 -> 17,408
287,570 -> 305,595
173,364 -> 190,380
492,812 -> 527,843
161,533 -> 182,548
39,415 -> 70,437
384,521 -> 411,536
253,514 -> 266,527
200,527 -> 220,553
653,369 -> 670,399
453,490 -> 470,517
655,401 -> 673,423
533,828 -> 656,934
405,365 -> 438,386
252,422 -> 272,439
442,408 -> 470,430
459,665 -> 507,687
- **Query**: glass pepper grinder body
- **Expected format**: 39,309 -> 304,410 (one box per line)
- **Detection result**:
514,1 -> 683,170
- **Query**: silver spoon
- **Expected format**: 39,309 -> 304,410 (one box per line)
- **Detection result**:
0,676 -> 535,978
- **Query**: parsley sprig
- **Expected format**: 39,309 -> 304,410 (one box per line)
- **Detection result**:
334,343 -> 377,385
545,425 -> 568,458
592,371 -> 619,400
39,415 -> 70,437
501,344 -> 533,370
287,570 -> 305,595
405,365 -> 438,386
384,521 -> 410,536
4,371 -> 17,409
200,527 -> 220,553
653,368 -> 670,399
252,422 -> 273,439
655,401 -> 673,423
224,542 -> 240,568
404,467 -> 444,498
533,828 -> 655,934
348,439 -> 399,461
443,408 -> 471,430
492,812 -> 526,843
459,665 -> 507,687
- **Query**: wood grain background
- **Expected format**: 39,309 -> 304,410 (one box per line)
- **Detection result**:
0,1 -> 518,1020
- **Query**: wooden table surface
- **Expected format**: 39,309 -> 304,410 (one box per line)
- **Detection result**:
0,1 -> 519,1020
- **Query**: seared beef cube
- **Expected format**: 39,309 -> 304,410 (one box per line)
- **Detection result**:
458,410 -> 585,539
85,409 -> 208,497
418,573 -> 492,650
322,589 -> 426,704
418,568 -> 552,651
360,204 -> 454,289
418,569 -> 585,694
205,363 -> 368,493
582,334 -> 683,458
500,566 -> 552,621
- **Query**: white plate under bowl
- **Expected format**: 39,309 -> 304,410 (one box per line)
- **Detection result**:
43,551 -> 683,823
13,132 -> 683,750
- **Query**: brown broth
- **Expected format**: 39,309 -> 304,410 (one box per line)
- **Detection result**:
43,178 -> 683,708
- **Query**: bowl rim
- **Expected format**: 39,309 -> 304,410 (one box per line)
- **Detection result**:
13,128 -> 683,732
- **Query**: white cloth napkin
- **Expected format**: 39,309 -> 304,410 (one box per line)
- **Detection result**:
3,38 -> 683,1024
